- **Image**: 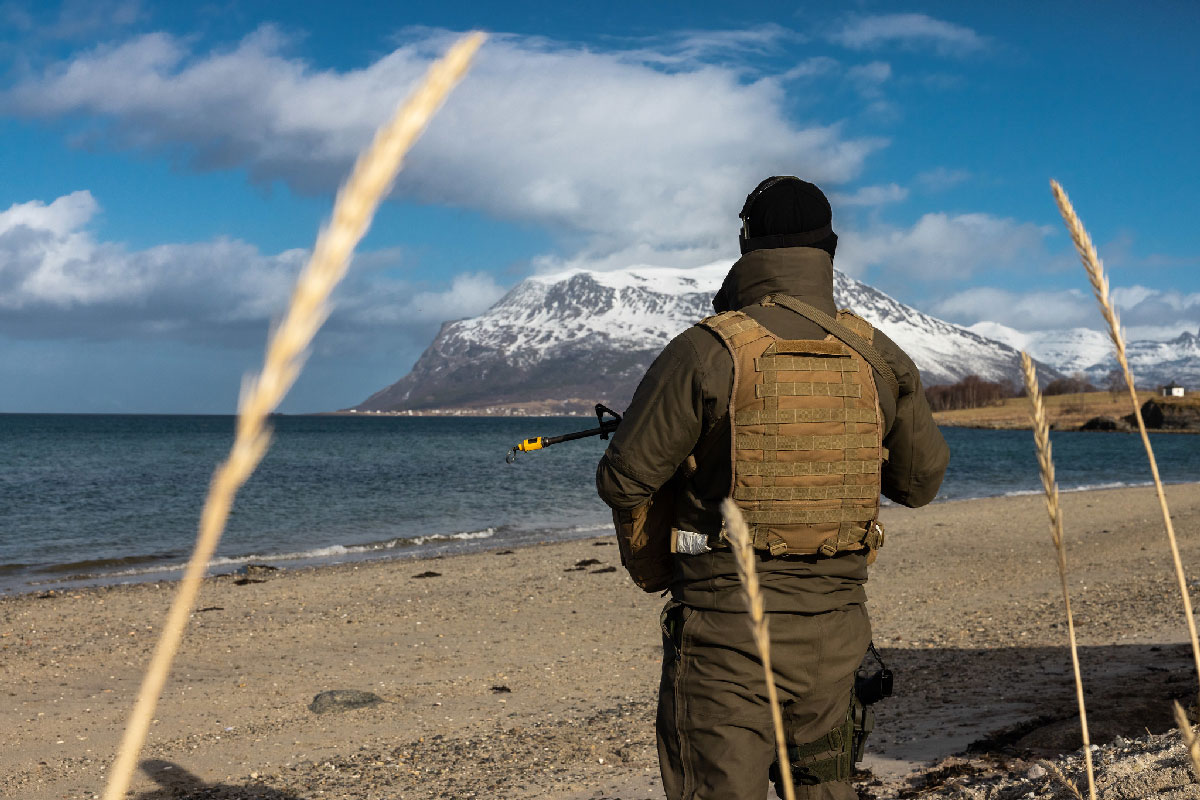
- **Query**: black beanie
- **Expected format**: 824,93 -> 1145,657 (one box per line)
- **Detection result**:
739,176 -> 838,259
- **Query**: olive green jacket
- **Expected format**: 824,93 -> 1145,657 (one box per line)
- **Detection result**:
596,247 -> 950,612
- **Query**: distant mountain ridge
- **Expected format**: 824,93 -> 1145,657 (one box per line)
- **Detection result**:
969,322 -> 1200,389
355,263 -> 1058,414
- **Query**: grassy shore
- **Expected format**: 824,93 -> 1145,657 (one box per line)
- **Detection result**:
933,389 -> 1164,430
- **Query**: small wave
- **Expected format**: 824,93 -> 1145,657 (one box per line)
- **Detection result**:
405,528 -> 496,547
30,528 -> 498,583
993,480 -> 1156,500
566,523 -> 612,534
1062,480 -> 1152,493
34,552 -> 182,575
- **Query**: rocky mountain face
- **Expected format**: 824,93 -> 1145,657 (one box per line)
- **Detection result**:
968,322 -> 1200,390
355,263 -> 1056,414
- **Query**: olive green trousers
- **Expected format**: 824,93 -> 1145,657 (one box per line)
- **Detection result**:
656,602 -> 871,800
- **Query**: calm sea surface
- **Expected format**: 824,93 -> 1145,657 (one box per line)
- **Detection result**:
2,414 -> 1199,593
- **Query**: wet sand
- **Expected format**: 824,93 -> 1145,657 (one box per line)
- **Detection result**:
3,483 -> 1200,799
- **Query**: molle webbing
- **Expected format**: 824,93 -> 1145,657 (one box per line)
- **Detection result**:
735,408 -> 877,425
736,459 -> 879,476
756,382 -> 861,398
742,507 -> 877,524
735,433 -> 878,451
734,485 -> 878,501
701,311 -> 769,347
756,355 -> 860,372
698,299 -> 886,557
763,294 -> 899,400
772,340 -> 848,356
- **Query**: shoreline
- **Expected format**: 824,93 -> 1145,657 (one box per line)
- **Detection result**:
5,482 -> 1200,798
9,479 -> 1200,600
936,419 -> 1200,433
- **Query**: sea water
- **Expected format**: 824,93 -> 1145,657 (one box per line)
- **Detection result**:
2,414 -> 1198,593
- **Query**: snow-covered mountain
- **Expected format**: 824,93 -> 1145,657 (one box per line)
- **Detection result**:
969,322 -> 1200,389
356,264 -> 1053,413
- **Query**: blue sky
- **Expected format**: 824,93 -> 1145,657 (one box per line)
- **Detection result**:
1,0 -> 1197,412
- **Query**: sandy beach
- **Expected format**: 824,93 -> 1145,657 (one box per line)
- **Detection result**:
4,482 -> 1200,799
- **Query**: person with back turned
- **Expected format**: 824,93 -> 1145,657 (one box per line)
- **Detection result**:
596,176 -> 949,799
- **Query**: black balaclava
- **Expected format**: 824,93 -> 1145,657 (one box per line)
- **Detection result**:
738,176 -> 838,259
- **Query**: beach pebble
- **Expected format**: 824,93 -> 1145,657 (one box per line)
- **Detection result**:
237,563 -> 280,576
309,690 -> 383,714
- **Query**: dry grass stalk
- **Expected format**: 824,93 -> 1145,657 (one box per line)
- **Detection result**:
99,32 -> 485,800
1173,701 -> 1200,779
1021,352 -> 1097,800
1040,759 -> 1084,800
721,498 -> 796,800
1051,180 -> 1200,708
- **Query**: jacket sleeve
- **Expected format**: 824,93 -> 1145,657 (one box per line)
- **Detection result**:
596,331 -> 705,510
874,330 -> 950,508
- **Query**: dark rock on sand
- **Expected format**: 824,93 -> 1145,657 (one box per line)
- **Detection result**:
308,690 -> 383,714
238,563 -> 280,576
1127,398 -> 1200,431
1079,415 -> 1131,432
412,571 -> 442,578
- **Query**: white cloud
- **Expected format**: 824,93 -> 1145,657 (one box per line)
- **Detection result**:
1,0 -> 143,39
830,183 -> 908,207
936,284 -> 1200,337
847,60 -> 891,87
350,271 -> 506,326
829,13 -> 987,57
916,167 -> 971,191
624,24 -> 800,66
529,240 -> 740,276
836,212 -> 1051,280
781,56 -> 840,81
848,61 -> 891,82
935,287 -> 1095,330
0,192 -> 504,347
6,27 -> 886,263
0,190 -> 97,237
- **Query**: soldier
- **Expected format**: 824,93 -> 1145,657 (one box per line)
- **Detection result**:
596,176 -> 949,799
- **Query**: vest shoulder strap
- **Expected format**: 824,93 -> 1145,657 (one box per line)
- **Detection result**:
835,309 -> 873,340
698,310 -> 771,350
763,295 -> 899,400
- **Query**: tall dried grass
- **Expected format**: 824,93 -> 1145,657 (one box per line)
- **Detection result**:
1050,180 -> 1200,714
99,32 -> 485,800
721,498 -> 797,800
1021,352 -> 1097,800
1173,701 -> 1200,779
1041,759 -> 1084,800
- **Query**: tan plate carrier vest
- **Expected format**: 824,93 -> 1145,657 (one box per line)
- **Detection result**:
699,295 -> 893,558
